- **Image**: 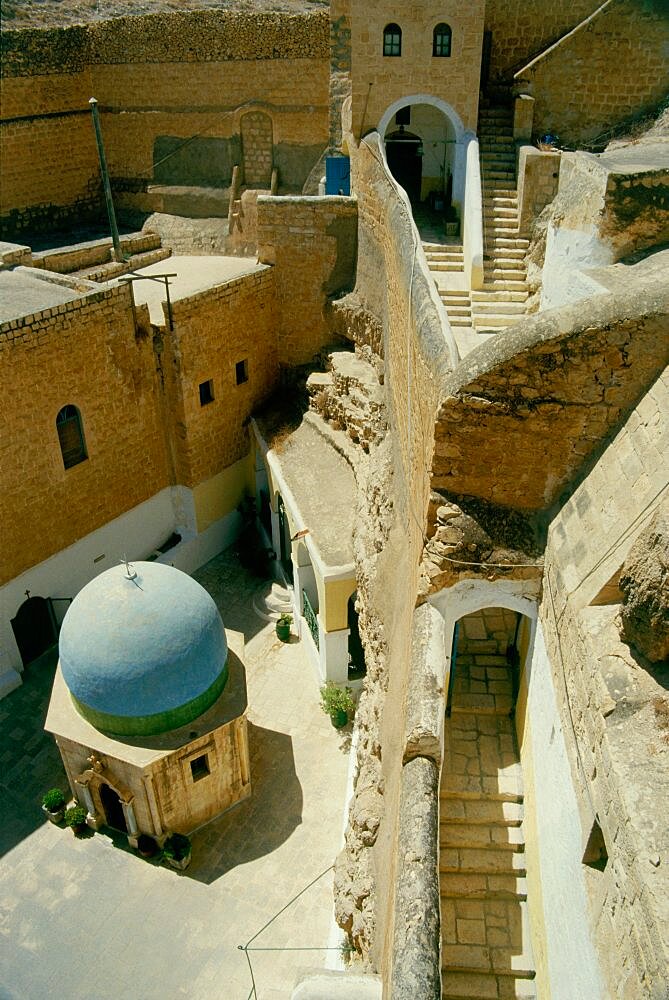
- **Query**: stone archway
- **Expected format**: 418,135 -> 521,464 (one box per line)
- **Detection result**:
378,94 -> 473,210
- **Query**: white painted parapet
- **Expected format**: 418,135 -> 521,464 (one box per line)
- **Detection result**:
463,137 -> 484,291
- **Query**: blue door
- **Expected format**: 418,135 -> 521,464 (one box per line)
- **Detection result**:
325,156 -> 351,195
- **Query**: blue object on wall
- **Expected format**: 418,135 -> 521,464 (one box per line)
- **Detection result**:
325,156 -> 351,196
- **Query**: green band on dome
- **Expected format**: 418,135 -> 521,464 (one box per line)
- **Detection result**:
71,657 -> 229,737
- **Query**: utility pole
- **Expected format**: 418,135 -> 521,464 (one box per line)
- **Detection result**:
89,97 -> 123,262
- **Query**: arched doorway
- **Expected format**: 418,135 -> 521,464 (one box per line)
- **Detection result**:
99,783 -> 128,833
10,595 -> 58,667
384,126 -> 423,203
347,593 -> 366,680
378,94 -> 471,212
446,606 -> 525,717
277,494 -> 294,584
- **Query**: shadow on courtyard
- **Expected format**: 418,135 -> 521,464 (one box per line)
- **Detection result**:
0,648 -> 68,859
185,721 -> 303,885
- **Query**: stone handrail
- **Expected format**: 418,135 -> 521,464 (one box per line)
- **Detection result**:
513,0 -> 616,80
463,137 -> 484,291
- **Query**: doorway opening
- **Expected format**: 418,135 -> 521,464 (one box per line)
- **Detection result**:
277,494 -> 294,584
11,595 -> 59,667
384,126 -> 423,204
100,783 -> 128,833
347,593 -> 366,680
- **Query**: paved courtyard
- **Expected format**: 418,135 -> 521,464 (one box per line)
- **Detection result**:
0,549 -> 352,1000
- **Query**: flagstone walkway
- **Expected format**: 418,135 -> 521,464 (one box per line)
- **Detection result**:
0,549 -> 351,1000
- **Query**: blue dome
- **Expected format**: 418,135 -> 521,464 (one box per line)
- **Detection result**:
59,562 -> 228,736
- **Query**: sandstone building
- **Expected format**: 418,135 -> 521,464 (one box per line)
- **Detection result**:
1,1 -> 668,998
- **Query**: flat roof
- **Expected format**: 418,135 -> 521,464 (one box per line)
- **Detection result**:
112,255 -> 265,325
0,269 -> 82,324
267,417 -> 356,571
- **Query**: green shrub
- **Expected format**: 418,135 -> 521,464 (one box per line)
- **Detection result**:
320,682 -> 355,718
163,832 -> 191,861
277,613 -> 292,625
42,788 -> 66,812
64,805 -> 87,828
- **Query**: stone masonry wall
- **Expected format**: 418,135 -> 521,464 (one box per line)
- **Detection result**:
332,130 -> 457,977
516,147 -> 561,239
1,12 -> 329,236
0,285 -> 170,585
257,195 -> 358,366
540,366 -> 669,999
484,0 -> 595,82
349,0 -> 484,140
161,268 -> 278,490
518,0 -> 669,147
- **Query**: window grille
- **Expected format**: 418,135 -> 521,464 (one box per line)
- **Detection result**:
302,589 -> 319,650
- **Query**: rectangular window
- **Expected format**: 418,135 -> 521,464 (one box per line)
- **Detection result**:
199,379 -> 214,406
395,106 -> 411,126
235,359 -> 249,385
190,754 -> 210,781
384,32 -> 401,57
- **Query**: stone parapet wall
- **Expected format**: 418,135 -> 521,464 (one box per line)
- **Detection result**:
0,284 -> 169,585
539,368 -> 669,998
162,269 -> 277,490
516,146 -> 561,238
257,195 -> 358,365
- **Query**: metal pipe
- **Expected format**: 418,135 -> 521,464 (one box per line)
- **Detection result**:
89,97 -> 123,262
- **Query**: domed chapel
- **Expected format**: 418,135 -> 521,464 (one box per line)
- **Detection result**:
45,561 -> 251,846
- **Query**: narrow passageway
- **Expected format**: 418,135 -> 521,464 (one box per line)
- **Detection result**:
440,608 -> 536,1000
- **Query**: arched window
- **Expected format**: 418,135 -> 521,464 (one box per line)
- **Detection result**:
433,22 -> 452,57
383,23 -> 402,57
56,405 -> 87,469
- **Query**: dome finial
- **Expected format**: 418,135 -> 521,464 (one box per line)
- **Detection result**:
119,556 -> 138,583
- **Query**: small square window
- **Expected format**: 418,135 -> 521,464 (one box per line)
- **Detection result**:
235,359 -> 249,385
190,754 -> 210,781
395,106 -> 411,127
199,379 -> 215,406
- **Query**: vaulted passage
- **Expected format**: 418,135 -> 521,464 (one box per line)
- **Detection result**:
440,607 -> 536,999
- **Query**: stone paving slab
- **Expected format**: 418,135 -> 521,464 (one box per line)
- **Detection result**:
0,549 -> 351,1000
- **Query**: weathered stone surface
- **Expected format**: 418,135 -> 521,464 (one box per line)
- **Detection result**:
390,756 -> 441,1000
404,604 -> 447,765
619,501 -> 669,664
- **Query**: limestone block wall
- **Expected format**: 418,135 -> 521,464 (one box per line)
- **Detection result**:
1,11 -> 329,238
484,0 -> 596,82
0,285 -> 170,586
538,368 -> 669,999
257,194 -> 358,365
329,0 -> 352,153
348,0 -> 484,140
516,0 -> 669,147
161,268 -> 279,493
516,147 -> 561,239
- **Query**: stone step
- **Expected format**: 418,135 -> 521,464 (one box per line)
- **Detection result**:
472,301 -> 526,315
481,279 -> 528,291
449,317 -> 475,328
440,871 -> 528,900
440,771 -> 523,803
442,971 -> 537,1000
423,241 -> 462,252
440,846 -> 527,876
471,291 -> 527,304
475,319 -> 523,332
489,236 -> 530,250
441,822 -> 525,851
484,195 -> 518,206
484,169 -> 516,178
445,306 -> 472,317
441,290 -> 471,302
481,154 -> 516,165
485,265 -> 526,278
430,261 -> 466,272
426,252 -> 465,263
484,247 -> 525,260
441,798 -> 524,827
252,580 -> 293,622
441,949 -> 534,981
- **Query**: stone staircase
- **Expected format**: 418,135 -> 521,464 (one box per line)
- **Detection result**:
423,243 -> 474,335
252,579 -> 293,622
440,656 -> 536,999
475,106 -> 530,335
306,348 -> 386,452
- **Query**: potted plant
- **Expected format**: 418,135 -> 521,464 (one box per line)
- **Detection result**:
276,613 -> 292,642
41,788 -> 66,823
136,833 -> 158,859
162,832 -> 192,871
64,804 -> 88,835
320,682 -> 356,729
